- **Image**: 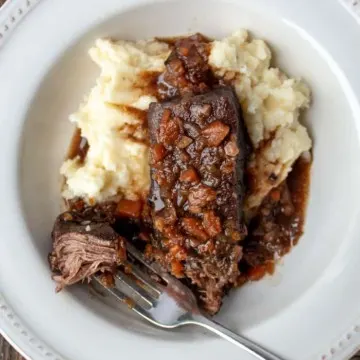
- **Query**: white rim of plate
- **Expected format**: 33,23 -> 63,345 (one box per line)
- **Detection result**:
1,1 -> 360,360
0,0 -> 64,358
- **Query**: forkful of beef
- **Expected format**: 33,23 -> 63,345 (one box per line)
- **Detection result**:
50,208 -> 282,360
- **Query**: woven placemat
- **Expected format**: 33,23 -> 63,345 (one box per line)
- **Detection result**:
0,0 -> 359,359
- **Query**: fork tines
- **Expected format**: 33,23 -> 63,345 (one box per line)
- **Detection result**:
93,242 -> 163,311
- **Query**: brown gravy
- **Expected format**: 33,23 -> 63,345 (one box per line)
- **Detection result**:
238,155 -> 311,283
67,128 -> 89,163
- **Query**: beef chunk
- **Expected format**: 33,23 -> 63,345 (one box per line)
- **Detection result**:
147,87 -> 247,314
49,210 -> 126,291
157,34 -> 212,100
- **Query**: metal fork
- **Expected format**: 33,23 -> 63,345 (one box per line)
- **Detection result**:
93,242 -> 284,360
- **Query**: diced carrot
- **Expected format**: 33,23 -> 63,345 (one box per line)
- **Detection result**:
224,137 -> 239,157
203,211 -> 221,237
151,143 -> 167,163
265,261 -> 275,275
247,266 -> 267,281
171,260 -> 184,278
159,111 -> 180,145
116,199 -> 143,218
181,217 -> 208,242
169,245 -> 187,261
270,189 -> 281,202
179,167 -> 200,183
188,184 -> 217,208
201,120 -> 230,146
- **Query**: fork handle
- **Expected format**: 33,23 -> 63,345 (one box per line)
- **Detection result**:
189,314 -> 285,360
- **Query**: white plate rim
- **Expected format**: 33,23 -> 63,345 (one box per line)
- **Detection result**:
1,0 -> 360,359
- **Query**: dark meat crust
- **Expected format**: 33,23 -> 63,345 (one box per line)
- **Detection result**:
149,87 -> 247,224
147,87 -> 247,314
49,208 -> 126,292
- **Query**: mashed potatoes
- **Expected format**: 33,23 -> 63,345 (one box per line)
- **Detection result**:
209,30 -> 311,212
61,39 -> 170,202
61,30 -> 311,210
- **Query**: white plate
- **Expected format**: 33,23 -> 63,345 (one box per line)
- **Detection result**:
1,0 -> 360,359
